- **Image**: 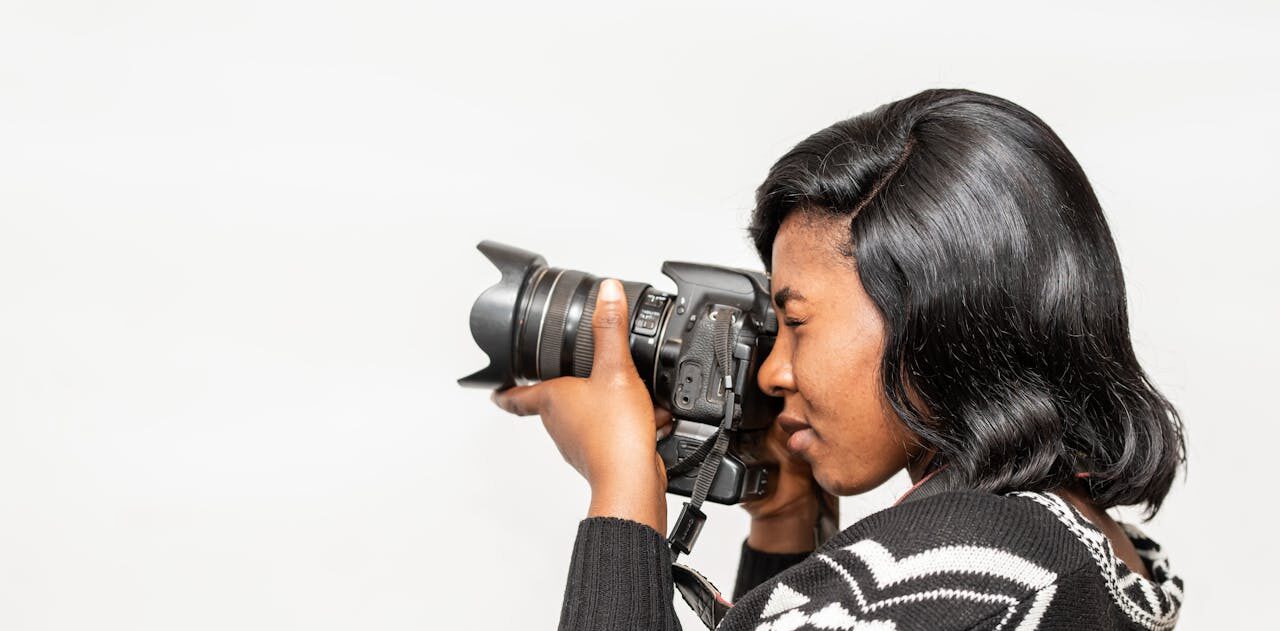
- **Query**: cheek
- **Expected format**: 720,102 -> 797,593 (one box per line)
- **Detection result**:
796,326 -> 884,426
798,326 -> 907,493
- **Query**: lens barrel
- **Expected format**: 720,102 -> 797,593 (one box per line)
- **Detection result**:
517,268 -> 649,382
458,241 -> 655,389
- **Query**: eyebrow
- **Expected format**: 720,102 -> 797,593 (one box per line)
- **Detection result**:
772,286 -> 807,312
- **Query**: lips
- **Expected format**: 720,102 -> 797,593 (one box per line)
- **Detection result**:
776,414 -> 810,436
776,414 -> 817,454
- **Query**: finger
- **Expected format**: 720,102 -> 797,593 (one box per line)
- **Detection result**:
655,404 -> 674,440
657,424 -> 674,441
490,384 -> 547,416
654,404 -> 673,429
589,278 -> 636,379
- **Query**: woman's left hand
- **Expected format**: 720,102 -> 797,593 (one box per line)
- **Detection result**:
490,278 -> 673,533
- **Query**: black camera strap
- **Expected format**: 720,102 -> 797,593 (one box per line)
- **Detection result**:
668,307 -> 738,629
664,427 -> 722,479
667,305 -> 737,560
668,392 -> 734,558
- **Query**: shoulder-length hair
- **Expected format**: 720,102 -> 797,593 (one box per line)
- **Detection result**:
747,88 -> 1185,518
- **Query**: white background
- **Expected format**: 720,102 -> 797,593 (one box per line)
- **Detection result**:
1,2 -> 1276,629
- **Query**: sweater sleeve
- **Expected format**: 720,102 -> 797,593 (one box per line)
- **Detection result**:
731,539 -> 811,601
558,516 -> 682,631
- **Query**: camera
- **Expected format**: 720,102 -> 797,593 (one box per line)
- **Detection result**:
458,240 -> 782,505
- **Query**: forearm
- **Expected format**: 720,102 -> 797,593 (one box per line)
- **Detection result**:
587,465 -> 667,534
560,463 -> 677,630
560,516 -> 682,631
735,507 -> 820,600
732,538 -> 812,601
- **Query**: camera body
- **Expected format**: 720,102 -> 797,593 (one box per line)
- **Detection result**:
459,241 -> 782,504
644,261 -> 781,503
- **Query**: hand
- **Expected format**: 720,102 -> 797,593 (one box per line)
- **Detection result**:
490,279 -> 674,533
739,417 -> 838,552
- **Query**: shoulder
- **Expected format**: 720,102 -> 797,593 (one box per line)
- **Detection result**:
828,489 -> 1094,574
723,490 -> 1096,631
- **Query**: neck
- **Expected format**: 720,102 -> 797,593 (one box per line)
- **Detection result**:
893,455 -> 945,506
907,448 -> 938,484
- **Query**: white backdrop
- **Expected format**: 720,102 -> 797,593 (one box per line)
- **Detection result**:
1,2 -> 1276,629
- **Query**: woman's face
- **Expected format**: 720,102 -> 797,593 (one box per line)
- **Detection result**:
756,211 -> 925,495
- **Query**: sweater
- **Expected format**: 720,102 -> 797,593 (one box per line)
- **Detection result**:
557,473 -> 1183,630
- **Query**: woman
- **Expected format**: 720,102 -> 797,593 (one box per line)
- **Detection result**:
491,88 -> 1186,630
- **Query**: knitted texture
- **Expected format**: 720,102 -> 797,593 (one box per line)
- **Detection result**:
732,541 -> 810,602
557,482 -> 1183,630
558,516 -> 681,631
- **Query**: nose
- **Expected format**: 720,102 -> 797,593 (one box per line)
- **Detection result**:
757,335 -> 796,398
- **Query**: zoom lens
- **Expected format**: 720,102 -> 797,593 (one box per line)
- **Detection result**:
458,241 -> 665,389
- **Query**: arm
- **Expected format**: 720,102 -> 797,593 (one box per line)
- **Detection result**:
732,539 -> 811,601
490,280 -> 680,630
731,508 -> 820,599
559,517 -> 681,631
558,449 -> 679,630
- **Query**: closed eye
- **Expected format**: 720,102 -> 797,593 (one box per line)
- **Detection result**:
783,317 -> 806,328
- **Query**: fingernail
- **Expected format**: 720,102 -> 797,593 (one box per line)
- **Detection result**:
601,278 -> 622,301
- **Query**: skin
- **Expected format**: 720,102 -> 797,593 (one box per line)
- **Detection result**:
757,211 -> 1150,578
491,212 -> 1152,581
754,212 -> 931,498
491,278 -> 672,533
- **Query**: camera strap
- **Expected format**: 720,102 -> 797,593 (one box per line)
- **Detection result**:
668,306 -> 739,629
668,393 -> 734,558
672,562 -> 732,630
667,305 -> 738,559
670,396 -> 734,630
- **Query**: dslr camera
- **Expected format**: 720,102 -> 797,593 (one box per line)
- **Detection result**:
458,241 -> 783,506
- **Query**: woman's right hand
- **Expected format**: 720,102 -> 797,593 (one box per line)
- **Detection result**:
739,417 -> 838,553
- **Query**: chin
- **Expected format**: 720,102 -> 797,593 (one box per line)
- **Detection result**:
816,466 -> 895,497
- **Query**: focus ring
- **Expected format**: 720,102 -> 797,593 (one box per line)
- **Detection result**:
537,270 -> 585,379
572,280 -> 647,378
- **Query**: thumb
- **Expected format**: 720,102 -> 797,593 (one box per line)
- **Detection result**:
589,278 -> 636,379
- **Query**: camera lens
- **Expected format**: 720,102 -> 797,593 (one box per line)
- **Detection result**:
458,241 -> 661,389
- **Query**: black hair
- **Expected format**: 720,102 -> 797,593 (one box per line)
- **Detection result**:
747,88 -> 1185,518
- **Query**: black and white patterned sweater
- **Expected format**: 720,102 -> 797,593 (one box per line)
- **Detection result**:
558,474 -> 1183,630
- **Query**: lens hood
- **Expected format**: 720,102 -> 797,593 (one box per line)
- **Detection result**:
457,240 -> 546,389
